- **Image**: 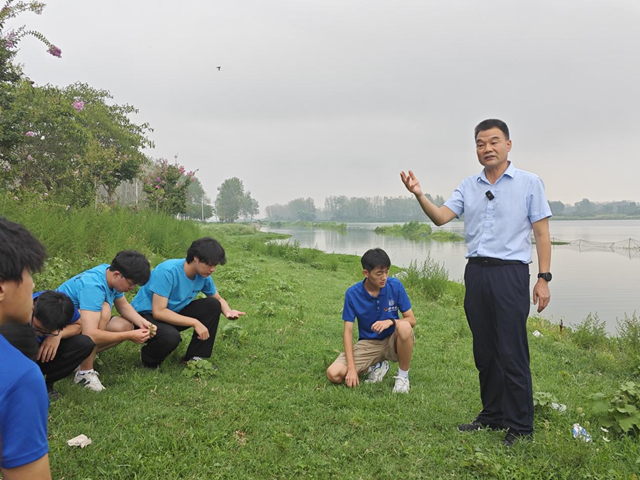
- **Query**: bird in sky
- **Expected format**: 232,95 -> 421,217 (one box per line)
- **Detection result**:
217,66 -> 221,71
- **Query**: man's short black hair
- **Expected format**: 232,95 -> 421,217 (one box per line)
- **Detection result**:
474,119 -> 510,141
33,291 -> 76,332
0,218 -> 46,283
361,248 -> 391,271
186,237 -> 227,266
109,250 -> 150,285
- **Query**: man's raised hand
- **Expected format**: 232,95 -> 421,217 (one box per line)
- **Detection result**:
400,170 -> 424,196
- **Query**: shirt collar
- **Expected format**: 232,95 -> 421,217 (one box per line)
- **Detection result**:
477,161 -> 515,184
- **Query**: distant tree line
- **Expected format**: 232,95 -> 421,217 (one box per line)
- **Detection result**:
549,199 -> 640,217
265,195 -> 445,222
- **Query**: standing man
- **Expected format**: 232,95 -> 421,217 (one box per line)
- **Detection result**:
0,218 -> 51,479
401,119 -> 552,446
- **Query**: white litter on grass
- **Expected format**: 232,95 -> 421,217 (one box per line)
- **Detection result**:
67,434 -> 92,448
532,330 -> 542,338
551,402 -> 567,413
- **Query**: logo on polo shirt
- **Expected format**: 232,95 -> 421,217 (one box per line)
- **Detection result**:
384,299 -> 398,313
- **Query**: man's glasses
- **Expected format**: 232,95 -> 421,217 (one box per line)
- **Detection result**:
30,314 -> 60,337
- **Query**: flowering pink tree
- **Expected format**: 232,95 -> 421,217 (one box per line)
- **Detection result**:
142,158 -> 196,216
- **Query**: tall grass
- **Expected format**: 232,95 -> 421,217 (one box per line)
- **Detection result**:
403,253 -> 452,301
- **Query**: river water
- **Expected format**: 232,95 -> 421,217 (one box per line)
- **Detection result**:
261,220 -> 640,333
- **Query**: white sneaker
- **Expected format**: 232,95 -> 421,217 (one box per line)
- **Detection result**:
392,375 -> 410,393
74,370 -> 106,392
364,360 -> 390,384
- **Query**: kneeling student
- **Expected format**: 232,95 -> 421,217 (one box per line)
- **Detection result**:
32,291 -> 95,400
132,237 -> 245,368
326,248 -> 416,393
57,250 -> 154,392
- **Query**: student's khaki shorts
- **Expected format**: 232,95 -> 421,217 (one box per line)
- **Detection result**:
332,330 -> 415,374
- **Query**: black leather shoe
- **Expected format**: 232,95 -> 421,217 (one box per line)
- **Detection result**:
458,420 -> 506,432
502,429 -> 533,447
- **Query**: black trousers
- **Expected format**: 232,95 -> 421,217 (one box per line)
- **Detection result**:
140,297 -> 222,368
463,262 -> 534,435
37,334 -> 95,387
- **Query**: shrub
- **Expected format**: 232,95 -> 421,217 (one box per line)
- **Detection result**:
570,313 -> 608,350
403,253 -> 449,300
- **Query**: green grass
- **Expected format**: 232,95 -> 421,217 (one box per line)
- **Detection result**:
375,221 -> 464,242
4,204 -> 640,478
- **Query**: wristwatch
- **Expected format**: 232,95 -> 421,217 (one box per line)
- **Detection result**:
537,272 -> 552,282
389,318 -> 397,328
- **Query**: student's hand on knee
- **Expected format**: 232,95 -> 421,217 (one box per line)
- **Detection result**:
37,336 -> 61,362
371,319 -> 394,333
345,369 -> 359,388
194,321 -> 210,340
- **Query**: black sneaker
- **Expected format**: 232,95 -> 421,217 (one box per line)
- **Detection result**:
502,429 -> 533,447
47,386 -> 62,402
457,420 -> 506,432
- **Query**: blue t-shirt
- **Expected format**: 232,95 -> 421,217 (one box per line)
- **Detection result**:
342,277 -> 411,341
0,334 -> 49,469
132,259 -> 216,314
32,291 -> 80,344
57,264 -> 124,312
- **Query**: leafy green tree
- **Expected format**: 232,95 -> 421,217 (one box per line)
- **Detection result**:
143,159 -> 195,216
3,82 -> 152,206
549,201 -> 566,216
1,1 -> 61,157
575,198 -> 595,217
186,177 -> 213,221
214,177 -> 258,223
241,192 -> 259,221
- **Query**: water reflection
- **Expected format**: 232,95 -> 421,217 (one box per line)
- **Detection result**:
262,220 -> 640,333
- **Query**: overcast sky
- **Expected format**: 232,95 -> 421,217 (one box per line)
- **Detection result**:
12,0 -> 640,211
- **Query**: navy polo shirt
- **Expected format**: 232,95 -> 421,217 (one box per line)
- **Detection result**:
342,277 -> 411,341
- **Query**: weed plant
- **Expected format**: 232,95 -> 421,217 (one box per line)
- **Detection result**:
2,206 -> 639,478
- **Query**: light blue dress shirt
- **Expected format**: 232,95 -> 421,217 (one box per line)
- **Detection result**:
444,162 -> 552,263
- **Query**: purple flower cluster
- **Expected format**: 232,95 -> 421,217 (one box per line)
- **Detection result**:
4,31 -> 17,49
73,99 -> 84,111
47,45 -> 62,58
26,131 -> 35,137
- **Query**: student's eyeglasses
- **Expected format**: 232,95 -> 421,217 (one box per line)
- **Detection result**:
30,314 -> 60,337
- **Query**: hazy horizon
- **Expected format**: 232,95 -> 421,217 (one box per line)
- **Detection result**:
12,0 -> 640,210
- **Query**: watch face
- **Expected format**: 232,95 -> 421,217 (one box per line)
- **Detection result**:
539,272 -> 552,282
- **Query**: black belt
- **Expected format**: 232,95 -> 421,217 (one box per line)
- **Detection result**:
468,257 -> 525,266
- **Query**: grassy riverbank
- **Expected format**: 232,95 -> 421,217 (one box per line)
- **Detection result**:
3,204 -> 640,478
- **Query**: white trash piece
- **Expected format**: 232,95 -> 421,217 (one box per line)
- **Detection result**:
532,330 -> 542,338
551,402 -> 567,413
67,434 -> 92,448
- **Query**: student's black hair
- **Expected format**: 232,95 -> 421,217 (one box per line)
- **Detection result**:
0,323 -> 39,360
361,248 -> 391,271
0,217 -> 46,284
33,291 -> 76,332
109,250 -> 151,285
186,237 -> 227,266
474,119 -> 510,141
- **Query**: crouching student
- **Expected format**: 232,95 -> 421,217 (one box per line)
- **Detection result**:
32,291 -> 95,400
326,248 -> 416,393
57,251 -> 154,392
132,237 -> 245,368
0,217 -> 51,479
